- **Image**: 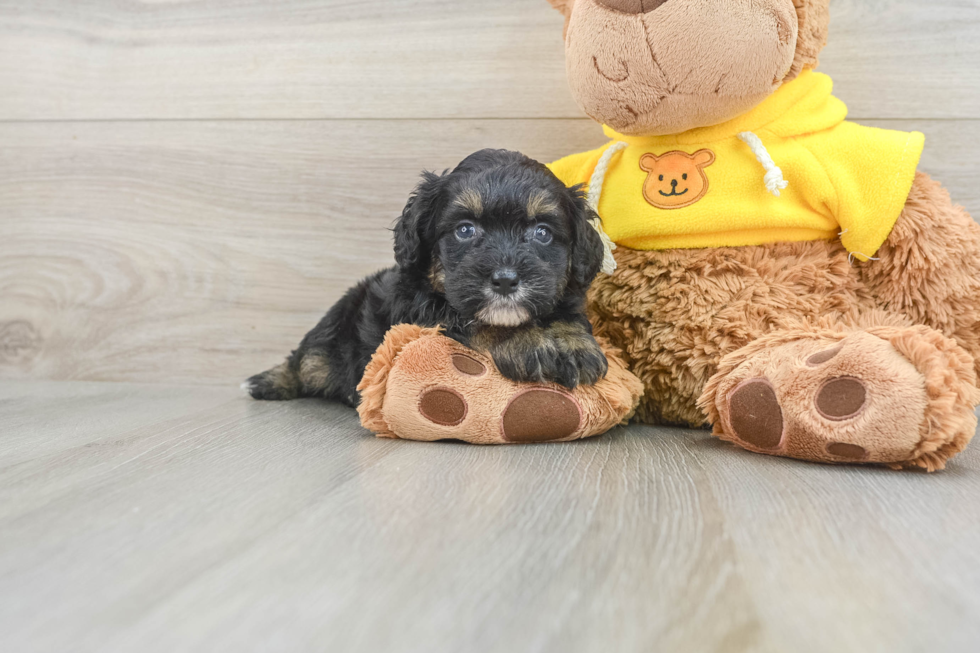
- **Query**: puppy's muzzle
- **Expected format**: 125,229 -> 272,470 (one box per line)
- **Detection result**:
477,268 -> 532,326
491,268 -> 520,297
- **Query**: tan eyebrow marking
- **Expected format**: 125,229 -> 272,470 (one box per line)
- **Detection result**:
527,191 -> 560,218
453,188 -> 483,216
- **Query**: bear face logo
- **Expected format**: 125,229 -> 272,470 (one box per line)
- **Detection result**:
639,149 -> 716,209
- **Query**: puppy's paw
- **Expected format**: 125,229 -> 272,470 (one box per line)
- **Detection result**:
561,340 -> 610,388
542,335 -> 608,388
492,331 -> 608,389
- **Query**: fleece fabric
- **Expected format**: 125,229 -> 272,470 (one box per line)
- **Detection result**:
548,71 -> 924,261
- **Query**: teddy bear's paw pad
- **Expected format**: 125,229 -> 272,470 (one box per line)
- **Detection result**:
419,388 -> 468,426
501,389 -> 582,443
815,377 -> 867,421
451,354 -> 486,377
728,379 -> 784,450
715,331 -> 929,464
806,345 -> 842,367
825,442 -> 868,461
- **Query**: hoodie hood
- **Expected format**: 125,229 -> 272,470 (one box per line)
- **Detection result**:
602,71 -> 847,146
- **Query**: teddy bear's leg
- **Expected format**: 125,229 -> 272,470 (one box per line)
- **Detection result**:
858,172 -> 980,378
699,325 -> 980,470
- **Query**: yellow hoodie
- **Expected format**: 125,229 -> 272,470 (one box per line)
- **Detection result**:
548,71 -> 924,261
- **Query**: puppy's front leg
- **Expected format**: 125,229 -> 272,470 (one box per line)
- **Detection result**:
472,319 -> 609,389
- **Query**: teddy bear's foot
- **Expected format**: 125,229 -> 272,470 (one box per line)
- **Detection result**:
699,326 -> 980,471
357,325 -> 644,445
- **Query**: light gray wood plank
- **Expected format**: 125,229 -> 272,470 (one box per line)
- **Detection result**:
824,0 -> 980,119
0,0 -> 575,121
699,438 -> 980,652
0,382 -> 401,652
0,381 -> 978,652
0,118 -> 609,385
0,380 -> 236,468
0,0 -> 977,121
95,426 -> 764,653
1,118 -> 977,386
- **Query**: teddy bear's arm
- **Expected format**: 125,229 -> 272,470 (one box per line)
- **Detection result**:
799,121 -> 925,261
858,171 -> 980,379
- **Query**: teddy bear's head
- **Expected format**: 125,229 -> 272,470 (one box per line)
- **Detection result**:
547,0 -> 830,136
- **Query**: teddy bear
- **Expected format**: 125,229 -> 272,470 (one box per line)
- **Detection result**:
358,0 -> 980,471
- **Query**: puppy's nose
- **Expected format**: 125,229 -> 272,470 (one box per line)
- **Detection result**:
596,0 -> 669,14
491,269 -> 520,296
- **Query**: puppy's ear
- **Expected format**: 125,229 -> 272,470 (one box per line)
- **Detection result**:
565,184 -> 605,289
394,170 -> 446,272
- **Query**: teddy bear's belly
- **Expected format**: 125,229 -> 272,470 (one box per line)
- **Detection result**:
587,239 -> 881,426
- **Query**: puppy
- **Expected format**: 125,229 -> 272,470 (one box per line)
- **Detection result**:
245,149 -> 608,407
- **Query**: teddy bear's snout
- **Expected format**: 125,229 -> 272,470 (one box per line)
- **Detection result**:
596,0 -> 669,13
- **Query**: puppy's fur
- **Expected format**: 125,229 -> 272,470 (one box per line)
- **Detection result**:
246,149 -> 608,406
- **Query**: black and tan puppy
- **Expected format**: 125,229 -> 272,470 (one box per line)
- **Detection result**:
245,149 -> 608,407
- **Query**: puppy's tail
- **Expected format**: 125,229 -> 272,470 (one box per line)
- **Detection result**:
243,361 -> 300,401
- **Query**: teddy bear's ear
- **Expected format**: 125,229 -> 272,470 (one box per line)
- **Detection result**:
785,0 -> 830,82
546,0 -> 573,16
546,0 -> 574,37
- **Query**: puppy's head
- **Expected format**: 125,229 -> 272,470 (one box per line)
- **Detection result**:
393,149 -> 604,327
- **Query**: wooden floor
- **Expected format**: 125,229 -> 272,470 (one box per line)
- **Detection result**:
3,1 -> 980,650
1,380 -> 979,652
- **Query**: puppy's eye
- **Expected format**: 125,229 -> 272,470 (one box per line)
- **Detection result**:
455,222 -> 477,240
533,225 -> 553,245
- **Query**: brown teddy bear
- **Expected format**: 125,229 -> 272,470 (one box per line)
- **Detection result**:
359,0 -> 980,471
547,0 -> 980,470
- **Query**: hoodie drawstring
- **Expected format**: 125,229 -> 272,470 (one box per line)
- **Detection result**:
586,133 -> 786,274
587,141 -> 628,274
738,131 -> 788,197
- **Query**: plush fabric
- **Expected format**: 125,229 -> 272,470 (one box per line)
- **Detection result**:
548,71 -> 924,259
357,325 -> 644,445
561,0 -> 806,136
857,173 -> 980,379
534,0 -> 980,469
584,171 -> 980,469
787,0 -> 830,81
699,326 -> 980,470
549,0 -> 831,131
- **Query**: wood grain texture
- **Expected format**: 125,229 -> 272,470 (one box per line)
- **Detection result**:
1,118 -> 977,385
2,2 -> 979,650
0,119 -> 612,385
0,380 -> 978,652
0,0 -> 977,121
